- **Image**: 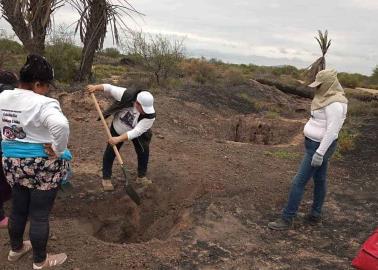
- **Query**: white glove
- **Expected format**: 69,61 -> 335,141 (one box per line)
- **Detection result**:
311,152 -> 323,167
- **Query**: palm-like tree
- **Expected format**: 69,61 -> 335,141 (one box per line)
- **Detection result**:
0,0 -> 64,54
69,0 -> 142,81
305,30 -> 332,82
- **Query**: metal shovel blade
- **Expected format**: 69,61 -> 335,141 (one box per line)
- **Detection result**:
121,165 -> 141,205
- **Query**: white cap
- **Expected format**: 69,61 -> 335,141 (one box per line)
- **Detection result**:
136,91 -> 155,114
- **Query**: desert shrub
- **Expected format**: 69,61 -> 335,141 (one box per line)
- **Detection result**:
124,32 -> 185,85
333,128 -> 357,159
120,53 -> 143,66
208,58 -> 224,65
338,72 -> 367,88
271,65 -> 300,78
338,129 -> 356,153
45,26 -> 81,82
0,38 -> 24,54
164,78 -> 183,90
348,99 -> 378,117
223,67 -> 247,86
243,64 -> 300,79
181,58 -> 218,85
121,72 -> 155,89
0,30 -> 25,69
370,66 -> 378,85
94,54 -> 122,66
100,47 -> 122,58
93,64 -> 128,80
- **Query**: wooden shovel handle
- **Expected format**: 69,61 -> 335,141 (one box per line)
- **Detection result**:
91,93 -> 124,165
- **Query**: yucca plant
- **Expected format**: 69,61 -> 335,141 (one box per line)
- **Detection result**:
69,0 -> 142,81
304,30 -> 332,82
0,0 -> 64,54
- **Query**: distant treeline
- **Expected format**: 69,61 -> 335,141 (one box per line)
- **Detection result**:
1,32 -> 377,90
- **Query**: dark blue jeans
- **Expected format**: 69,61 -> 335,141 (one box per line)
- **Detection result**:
102,124 -> 152,179
282,137 -> 337,220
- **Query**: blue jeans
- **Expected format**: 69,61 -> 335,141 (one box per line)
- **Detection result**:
282,137 -> 337,220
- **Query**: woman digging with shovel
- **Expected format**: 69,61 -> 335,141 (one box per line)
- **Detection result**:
86,83 -> 156,191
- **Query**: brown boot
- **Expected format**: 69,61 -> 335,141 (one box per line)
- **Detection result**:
102,179 -> 114,191
136,176 -> 152,186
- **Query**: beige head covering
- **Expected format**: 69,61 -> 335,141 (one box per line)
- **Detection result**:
308,69 -> 348,111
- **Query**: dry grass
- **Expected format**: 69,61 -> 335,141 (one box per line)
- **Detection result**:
347,99 -> 378,117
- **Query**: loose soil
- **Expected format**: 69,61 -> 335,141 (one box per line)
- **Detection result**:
0,82 -> 376,270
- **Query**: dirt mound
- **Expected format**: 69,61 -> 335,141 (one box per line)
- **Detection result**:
178,80 -> 308,115
150,96 -> 304,146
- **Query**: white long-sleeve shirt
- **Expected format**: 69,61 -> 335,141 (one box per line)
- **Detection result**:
0,88 -> 69,156
103,84 -> 155,140
304,102 -> 347,155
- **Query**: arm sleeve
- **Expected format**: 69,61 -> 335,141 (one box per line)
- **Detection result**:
127,118 -> 155,141
40,101 -> 70,156
316,103 -> 345,156
103,84 -> 127,101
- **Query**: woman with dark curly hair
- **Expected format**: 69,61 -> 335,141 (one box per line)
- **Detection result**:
0,55 -> 71,269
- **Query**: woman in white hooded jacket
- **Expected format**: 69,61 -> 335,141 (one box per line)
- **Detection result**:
268,69 -> 348,230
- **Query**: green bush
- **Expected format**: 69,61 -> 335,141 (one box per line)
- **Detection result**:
242,64 -> 300,79
347,98 -> 378,117
271,65 -> 300,78
45,26 -> 82,82
93,64 -> 128,80
45,42 -> 81,82
333,128 -> 357,159
338,72 -> 367,88
0,31 -> 25,69
0,38 -> 24,54
223,67 -> 247,86
181,58 -> 218,85
100,48 -> 122,58
370,66 -> 378,85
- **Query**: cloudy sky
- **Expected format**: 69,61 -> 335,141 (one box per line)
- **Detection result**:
1,0 -> 377,75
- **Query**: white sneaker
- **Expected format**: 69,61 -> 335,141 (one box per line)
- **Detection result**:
8,240 -> 32,262
33,253 -> 68,269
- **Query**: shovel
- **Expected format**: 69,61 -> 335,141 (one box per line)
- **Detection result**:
91,93 -> 141,205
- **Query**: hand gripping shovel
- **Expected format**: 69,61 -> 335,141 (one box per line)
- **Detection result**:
91,93 -> 141,205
